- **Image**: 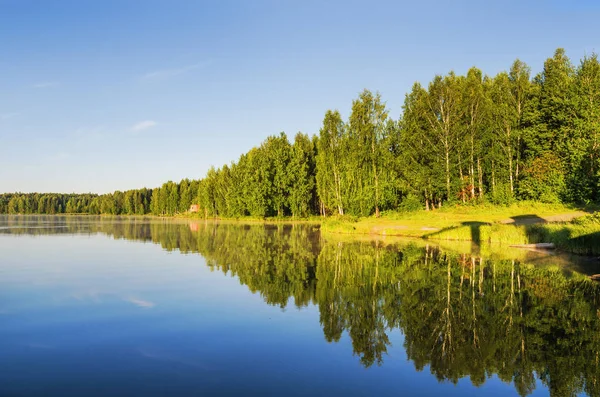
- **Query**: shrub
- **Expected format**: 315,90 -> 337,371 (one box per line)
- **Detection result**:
490,183 -> 515,206
398,194 -> 423,212
517,153 -> 566,203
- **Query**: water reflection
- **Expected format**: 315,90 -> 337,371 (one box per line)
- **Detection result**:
2,215 -> 600,396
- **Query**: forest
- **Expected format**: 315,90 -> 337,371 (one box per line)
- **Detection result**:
2,48 -> 599,218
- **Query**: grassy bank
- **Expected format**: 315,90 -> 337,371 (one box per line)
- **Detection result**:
321,202 -> 600,255
175,213 -> 322,224
321,202 -> 586,236
424,219 -> 600,255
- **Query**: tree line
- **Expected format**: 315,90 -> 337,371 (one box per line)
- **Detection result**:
2,48 -> 599,217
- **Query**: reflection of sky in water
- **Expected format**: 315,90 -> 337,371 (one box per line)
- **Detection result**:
0,226 -> 577,396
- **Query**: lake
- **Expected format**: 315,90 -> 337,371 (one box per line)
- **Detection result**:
1,215 -> 599,397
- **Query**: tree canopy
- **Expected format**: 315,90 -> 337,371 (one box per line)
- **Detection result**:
3,48 -> 600,216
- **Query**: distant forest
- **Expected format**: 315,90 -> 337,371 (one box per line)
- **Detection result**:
2,48 -> 599,217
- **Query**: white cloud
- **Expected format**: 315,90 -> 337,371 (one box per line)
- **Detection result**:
32,81 -> 60,88
126,298 -> 155,308
131,120 -> 157,132
141,61 -> 210,80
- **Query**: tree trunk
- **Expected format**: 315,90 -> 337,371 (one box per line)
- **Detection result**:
333,169 -> 343,216
509,153 -> 514,194
507,125 -> 514,194
470,136 -> 475,198
458,150 -> 464,181
477,157 -> 483,197
492,160 -> 496,195
372,136 -> 380,218
516,136 -> 520,180
445,145 -> 451,200
373,163 -> 380,218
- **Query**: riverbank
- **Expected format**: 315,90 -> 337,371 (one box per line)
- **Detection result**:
321,202 -> 600,256
12,202 -> 598,255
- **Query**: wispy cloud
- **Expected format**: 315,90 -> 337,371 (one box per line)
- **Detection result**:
0,112 -> 19,120
126,298 -> 155,309
32,81 -> 60,88
141,61 -> 209,80
131,120 -> 157,132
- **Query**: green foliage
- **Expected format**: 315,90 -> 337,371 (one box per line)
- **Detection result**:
316,110 -> 348,216
4,48 -> 600,216
397,193 -> 422,212
0,193 -> 99,215
490,182 -> 515,206
572,211 -> 600,226
289,133 -> 316,218
518,153 -> 566,203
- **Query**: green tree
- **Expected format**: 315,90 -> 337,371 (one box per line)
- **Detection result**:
348,89 -> 389,216
316,110 -> 347,215
289,132 -> 316,218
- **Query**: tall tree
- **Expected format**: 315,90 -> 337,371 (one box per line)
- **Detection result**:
461,67 -> 487,198
348,89 -> 389,217
400,82 -> 446,209
489,72 -> 518,194
423,72 -> 463,200
316,110 -> 347,215
508,59 -> 531,184
289,132 -> 316,218
570,53 -> 600,202
265,133 -> 292,217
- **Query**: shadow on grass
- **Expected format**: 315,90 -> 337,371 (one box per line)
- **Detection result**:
425,214 -> 600,257
526,225 -> 600,256
424,221 -> 489,245
567,232 -> 600,257
464,221 -> 487,245
510,214 -> 547,225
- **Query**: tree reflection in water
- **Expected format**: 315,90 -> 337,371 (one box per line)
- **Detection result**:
2,215 -> 600,396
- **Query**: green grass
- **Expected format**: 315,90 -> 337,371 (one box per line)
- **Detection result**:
423,212 -> 600,254
425,223 -> 530,244
321,202 -> 600,255
526,215 -> 600,255
175,212 -> 322,224
322,201 -> 587,236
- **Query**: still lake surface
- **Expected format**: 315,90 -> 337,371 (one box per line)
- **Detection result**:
1,215 -> 599,397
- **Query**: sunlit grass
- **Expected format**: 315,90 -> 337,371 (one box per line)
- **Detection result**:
322,201 -> 585,236
321,202 -> 600,255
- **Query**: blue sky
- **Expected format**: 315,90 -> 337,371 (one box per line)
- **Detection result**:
1,0 -> 598,194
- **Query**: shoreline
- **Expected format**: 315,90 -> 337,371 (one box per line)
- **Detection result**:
3,204 -> 600,256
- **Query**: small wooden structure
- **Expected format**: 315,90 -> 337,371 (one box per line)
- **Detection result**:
189,204 -> 200,213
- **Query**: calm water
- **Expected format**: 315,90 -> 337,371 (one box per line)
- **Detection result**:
1,216 -> 599,397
